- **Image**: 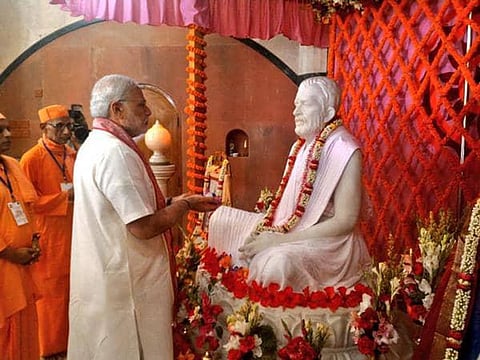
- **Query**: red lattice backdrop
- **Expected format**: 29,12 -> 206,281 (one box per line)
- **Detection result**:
329,0 -> 480,258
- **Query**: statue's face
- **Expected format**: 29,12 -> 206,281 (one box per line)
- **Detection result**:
293,85 -> 326,139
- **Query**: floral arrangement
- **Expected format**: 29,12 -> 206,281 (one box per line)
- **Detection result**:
309,0 -> 382,24
224,300 -> 277,360
278,319 -> 330,360
174,229 -> 224,359
400,210 -> 457,324
444,200 -> 480,360
350,246 -> 402,357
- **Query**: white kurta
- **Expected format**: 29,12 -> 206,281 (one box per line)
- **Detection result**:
209,127 -> 370,291
68,130 -> 173,360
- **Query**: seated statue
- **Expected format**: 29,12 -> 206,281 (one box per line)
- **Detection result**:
208,76 -> 371,292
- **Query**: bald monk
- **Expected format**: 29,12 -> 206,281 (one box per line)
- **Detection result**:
0,112 -> 40,360
20,105 -> 75,359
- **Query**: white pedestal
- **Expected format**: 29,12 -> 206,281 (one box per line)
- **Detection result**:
149,162 -> 176,197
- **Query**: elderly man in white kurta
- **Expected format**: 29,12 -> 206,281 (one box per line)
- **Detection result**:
208,76 -> 370,292
68,74 -> 220,360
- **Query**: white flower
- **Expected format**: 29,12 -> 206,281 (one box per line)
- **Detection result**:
188,306 -> 201,323
423,292 -> 435,311
374,318 -> 399,345
420,243 -> 440,282
390,276 -> 401,299
252,334 -> 263,358
228,318 -> 249,336
223,334 -> 241,351
418,278 -> 432,295
358,293 -> 372,314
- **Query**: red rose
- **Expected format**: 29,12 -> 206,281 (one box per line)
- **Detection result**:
357,335 -> 375,355
309,290 -> 328,309
227,349 -> 243,360
239,335 -> 256,353
358,308 -> 378,331
278,337 -> 317,360
202,247 -> 222,277
413,261 -> 424,276
406,303 -> 427,322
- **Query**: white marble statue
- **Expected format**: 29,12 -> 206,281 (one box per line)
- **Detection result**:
205,77 -> 414,360
208,76 -> 371,292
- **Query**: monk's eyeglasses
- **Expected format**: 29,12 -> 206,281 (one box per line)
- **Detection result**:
47,122 -> 74,131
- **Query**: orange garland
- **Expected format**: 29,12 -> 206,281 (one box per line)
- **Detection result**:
185,25 -> 209,230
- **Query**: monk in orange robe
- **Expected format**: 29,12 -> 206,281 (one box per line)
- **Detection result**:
20,105 -> 75,359
0,112 -> 40,360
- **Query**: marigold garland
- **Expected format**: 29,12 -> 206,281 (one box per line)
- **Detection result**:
186,34 -> 207,47
186,56 -> 207,68
185,87 -> 207,101
185,45 -> 207,56
185,25 -> 208,231
184,108 -> 207,120
186,119 -> 207,128
255,119 -> 342,234
186,79 -> 207,91
185,67 -> 208,79
186,98 -> 207,108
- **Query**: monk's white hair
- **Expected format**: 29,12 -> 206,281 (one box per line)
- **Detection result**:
90,74 -> 139,118
299,76 -> 341,111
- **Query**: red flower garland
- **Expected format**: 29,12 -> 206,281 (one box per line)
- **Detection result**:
201,247 -> 371,310
255,119 -> 342,234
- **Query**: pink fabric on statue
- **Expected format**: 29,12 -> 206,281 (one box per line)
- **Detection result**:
50,0 -> 329,47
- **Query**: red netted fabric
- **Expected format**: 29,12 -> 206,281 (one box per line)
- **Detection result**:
329,0 -> 480,259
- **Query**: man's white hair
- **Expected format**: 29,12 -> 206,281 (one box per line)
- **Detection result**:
90,74 -> 139,118
299,76 -> 341,111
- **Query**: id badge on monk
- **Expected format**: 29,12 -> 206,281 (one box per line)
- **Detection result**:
61,182 -> 73,192
7,201 -> 29,226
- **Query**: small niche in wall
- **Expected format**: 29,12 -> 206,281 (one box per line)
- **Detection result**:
226,129 -> 249,158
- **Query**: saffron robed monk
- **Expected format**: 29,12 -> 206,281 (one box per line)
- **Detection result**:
0,112 -> 41,360
208,76 -> 371,292
68,74 -> 220,360
20,104 -> 76,359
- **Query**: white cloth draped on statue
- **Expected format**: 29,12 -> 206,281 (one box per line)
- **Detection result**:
208,127 -> 370,291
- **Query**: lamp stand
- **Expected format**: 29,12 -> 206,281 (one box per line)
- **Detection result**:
149,160 -> 176,197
